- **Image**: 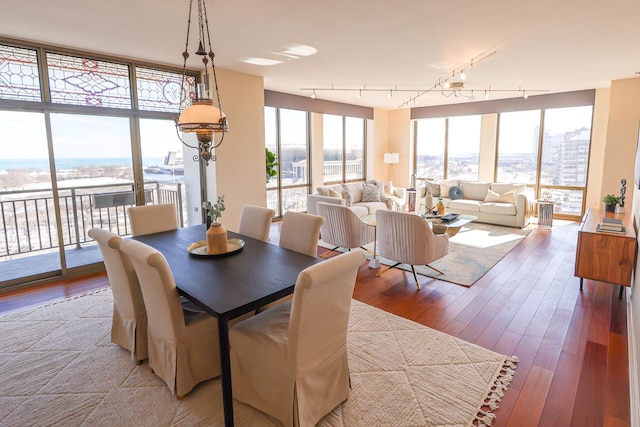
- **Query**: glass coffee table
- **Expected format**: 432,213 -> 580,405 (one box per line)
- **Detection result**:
419,212 -> 477,236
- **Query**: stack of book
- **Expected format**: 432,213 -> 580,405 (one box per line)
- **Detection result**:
596,217 -> 626,234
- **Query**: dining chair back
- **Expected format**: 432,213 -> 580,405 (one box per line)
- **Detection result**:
119,238 -> 221,398
316,201 -> 375,253
375,209 -> 449,289
88,227 -> 147,362
128,203 -> 178,236
230,250 -> 366,427
279,211 -> 323,257
238,204 -> 275,242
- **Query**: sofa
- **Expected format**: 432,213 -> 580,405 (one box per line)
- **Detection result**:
417,179 -> 534,228
307,180 -> 406,223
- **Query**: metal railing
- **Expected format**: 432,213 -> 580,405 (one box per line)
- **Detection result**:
0,181 -> 184,258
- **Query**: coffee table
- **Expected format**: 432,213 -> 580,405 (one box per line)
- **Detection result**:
419,212 -> 477,236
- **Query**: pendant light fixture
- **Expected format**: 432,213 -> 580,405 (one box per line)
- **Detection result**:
175,0 -> 229,166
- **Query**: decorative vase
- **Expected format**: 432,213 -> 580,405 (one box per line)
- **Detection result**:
437,203 -> 446,216
206,223 -> 228,255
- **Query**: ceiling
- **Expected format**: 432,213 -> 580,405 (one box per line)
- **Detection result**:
2,0 -> 639,110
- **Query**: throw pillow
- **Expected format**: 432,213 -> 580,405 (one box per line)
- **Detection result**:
424,179 -> 440,197
440,182 -> 456,199
328,189 -> 342,198
449,185 -> 464,200
362,183 -> 381,202
342,191 -> 353,206
484,189 -> 516,204
383,181 -> 394,196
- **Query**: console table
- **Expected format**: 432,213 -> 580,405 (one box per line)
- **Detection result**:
574,208 -> 636,298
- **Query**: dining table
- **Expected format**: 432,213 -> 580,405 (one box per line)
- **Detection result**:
132,224 -> 323,427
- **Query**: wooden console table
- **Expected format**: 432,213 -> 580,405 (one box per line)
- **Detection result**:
574,208 -> 636,298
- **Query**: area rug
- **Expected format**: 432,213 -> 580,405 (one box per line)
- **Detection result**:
0,290 -> 517,427
321,222 -> 531,287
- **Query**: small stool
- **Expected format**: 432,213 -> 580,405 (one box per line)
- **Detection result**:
536,200 -> 554,230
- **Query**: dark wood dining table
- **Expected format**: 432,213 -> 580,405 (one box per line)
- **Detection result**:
133,224 -> 322,427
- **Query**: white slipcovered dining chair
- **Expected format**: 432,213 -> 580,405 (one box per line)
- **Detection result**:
256,211 -> 324,314
375,209 -> 449,289
238,204 -> 275,242
230,250 -> 366,427
119,238 -> 221,399
127,203 -> 178,236
88,228 -> 148,363
316,201 -> 376,256
279,211 -> 323,257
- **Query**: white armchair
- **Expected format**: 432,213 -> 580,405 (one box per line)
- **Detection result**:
316,201 -> 376,256
375,209 -> 449,289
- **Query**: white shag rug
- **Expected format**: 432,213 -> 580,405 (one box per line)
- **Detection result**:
0,290 -> 517,426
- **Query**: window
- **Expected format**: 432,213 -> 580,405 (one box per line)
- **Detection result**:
539,106 -> 593,216
0,44 -> 41,101
414,115 -> 480,181
323,114 -> 365,184
496,110 -> 541,184
265,107 -> 310,218
0,39 -> 199,286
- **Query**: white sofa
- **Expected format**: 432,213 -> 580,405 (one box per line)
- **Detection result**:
418,180 -> 534,228
307,180 -> 406,223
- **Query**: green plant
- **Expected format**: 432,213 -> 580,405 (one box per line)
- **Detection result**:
203,195 -> 225,223
265,147 -> 278,183
602,194 -> 621,206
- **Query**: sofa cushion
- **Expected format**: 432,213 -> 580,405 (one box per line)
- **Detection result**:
491,183 -> 526,195
423,179 -> 441,197
355,201 -> 387,214
328,189 -> 342,198
362,183 -> 381,202
349,205 -> 370,217
480,202 -> 517,216
461,181 -> 491,201
484,189 -> 516,204
448,199 -> 481,212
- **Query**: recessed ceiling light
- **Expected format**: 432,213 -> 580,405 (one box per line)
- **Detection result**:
241,57 -> 282,66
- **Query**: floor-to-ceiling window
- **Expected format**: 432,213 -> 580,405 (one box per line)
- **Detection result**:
0,39 -> 198,287
264,107 -> 310,218
496,110 -> 541,184
414,115 -> 480,181
323,114 -> 365,184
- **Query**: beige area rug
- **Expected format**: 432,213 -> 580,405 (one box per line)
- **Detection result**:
321,222 -> 531,287
0,290 -> 518,427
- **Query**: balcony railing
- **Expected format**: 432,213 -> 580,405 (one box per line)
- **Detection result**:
0,181 -> 184,259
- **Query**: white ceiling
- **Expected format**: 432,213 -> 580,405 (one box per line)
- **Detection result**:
2,0 -> 639,110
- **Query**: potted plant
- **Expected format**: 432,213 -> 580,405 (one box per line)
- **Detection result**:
265,148 -> 278,183
203,195 -> 227,254
602,194 -> 621,213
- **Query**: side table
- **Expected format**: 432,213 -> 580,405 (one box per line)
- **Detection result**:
406,188 -> 417,212
536,200 -> 554,230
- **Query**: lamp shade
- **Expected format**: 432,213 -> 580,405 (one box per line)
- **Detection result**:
178,101 -> 229,133
383,152 -> 399,164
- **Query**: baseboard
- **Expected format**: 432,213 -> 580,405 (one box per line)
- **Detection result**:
628,290 -> 640,427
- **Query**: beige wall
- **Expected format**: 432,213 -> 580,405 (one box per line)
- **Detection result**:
208,68 -> 265,233
479,114 -> 498,182
585,88 -> 611,209
386,109 -> 412,188
372,109 -> 389,182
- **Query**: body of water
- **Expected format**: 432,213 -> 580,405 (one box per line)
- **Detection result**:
0,157 -> 165,171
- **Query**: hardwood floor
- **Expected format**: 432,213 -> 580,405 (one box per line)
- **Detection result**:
0,220 -> 630,426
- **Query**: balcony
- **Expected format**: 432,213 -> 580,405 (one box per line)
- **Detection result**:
0,181 -> 184,286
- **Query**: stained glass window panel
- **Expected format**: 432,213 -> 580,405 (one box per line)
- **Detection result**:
0,44 -> 41,102
136,66 -> 195,113
46,53 -> 131,108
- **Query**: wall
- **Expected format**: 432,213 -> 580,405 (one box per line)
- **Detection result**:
373,109 -> 389,182
608,77 -> 640,427
386,108 -> 412,188
478,114 -> 498,182
208,68 -> 266,233
585,88 -> 611,210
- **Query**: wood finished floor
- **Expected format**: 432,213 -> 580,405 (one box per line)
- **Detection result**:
0,220 -> 630,426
